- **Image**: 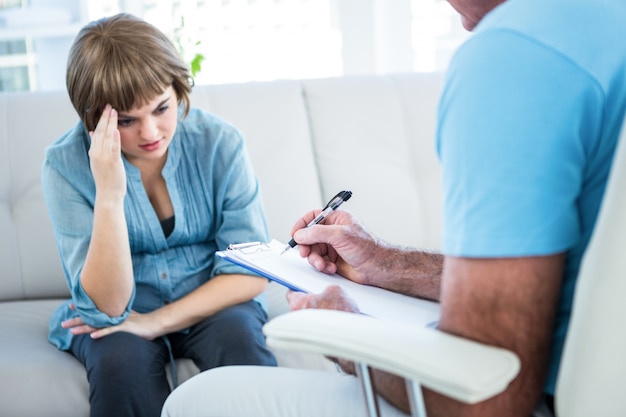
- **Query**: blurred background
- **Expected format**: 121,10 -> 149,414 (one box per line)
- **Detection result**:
0,0 -> 471,93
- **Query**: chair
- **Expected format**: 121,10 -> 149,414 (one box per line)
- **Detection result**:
263,123 -> 626,417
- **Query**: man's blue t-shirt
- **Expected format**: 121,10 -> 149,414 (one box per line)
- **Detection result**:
437,0 -> 626,394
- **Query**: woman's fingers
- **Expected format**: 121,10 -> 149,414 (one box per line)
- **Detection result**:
90,104 -> 119,153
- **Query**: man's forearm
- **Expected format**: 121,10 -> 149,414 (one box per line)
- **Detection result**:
368,243 -> 443,301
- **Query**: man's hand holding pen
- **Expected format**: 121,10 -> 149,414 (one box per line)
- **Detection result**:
280,190 -> 352,254
285,203 -> 383,287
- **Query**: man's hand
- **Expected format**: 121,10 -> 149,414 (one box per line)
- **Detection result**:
286,285 -> 361,375
290,209 -> 382,285
289,209 -> 443,300
286,285 -> 361,313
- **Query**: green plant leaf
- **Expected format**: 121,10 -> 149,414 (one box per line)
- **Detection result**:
190,54 -> 205,77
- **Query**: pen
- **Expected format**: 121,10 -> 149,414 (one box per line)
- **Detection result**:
280,190 -> 352,255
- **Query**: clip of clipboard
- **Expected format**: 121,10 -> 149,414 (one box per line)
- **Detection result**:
218,240 -> 304,291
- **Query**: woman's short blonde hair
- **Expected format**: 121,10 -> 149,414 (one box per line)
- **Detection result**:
66,13 -> 193,131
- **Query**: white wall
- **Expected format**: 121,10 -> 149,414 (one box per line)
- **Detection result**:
335,0 -> 413,75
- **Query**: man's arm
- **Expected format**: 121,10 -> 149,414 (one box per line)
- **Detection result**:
363,244 -> 443,301
291,209 -> 565,414
292,209 -> 444,301
371,254 -> 565,417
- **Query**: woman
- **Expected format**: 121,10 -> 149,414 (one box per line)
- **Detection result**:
42,13 -> 276,417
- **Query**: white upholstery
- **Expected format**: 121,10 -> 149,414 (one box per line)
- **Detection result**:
264,309 -> 521,404
555,119 -> 626,416
0,73 -> 446,417
0,92 -> 74,300
302,74 -> 442,248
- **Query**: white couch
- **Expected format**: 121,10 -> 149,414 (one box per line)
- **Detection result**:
0,72 -> 445,417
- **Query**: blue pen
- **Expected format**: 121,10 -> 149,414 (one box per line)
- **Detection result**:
280,190 -> 352,255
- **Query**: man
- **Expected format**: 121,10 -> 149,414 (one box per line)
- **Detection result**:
162,0 -> 626,415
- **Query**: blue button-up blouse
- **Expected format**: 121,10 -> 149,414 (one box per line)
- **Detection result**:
42,108 -> 270,350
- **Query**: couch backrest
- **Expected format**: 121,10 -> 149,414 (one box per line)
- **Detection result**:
301,73 -> 444,248
189,80 -> 324,240
0,73 -> 445,301
0,91 -> 77,300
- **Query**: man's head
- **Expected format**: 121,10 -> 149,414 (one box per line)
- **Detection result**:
66,13 -> 193,132
448,0 -> 506,31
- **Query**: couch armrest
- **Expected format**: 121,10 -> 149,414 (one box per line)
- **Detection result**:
263,309 -> 520,405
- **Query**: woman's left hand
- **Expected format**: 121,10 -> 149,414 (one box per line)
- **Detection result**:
62,304 -> 162,340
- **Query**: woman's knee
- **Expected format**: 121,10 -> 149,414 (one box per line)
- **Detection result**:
81,332 -> 168,381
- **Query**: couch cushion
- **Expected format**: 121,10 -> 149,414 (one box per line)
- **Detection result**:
392,73 -> 445,250
302,74 -> 445,249
0,299 -> 89,417
0,92 -> 75,301
192,81 -> 323,241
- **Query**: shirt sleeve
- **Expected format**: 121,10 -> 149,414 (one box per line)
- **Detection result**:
42,159 -> 132,327
437,30 -> 603,257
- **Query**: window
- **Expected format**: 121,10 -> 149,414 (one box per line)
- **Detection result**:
412,0 -> 471,72
0,1 -> 32,91
0,0 -> 471,92
0,38 -> 31,91
0,0 -> 87,92
139,0 -> 342,84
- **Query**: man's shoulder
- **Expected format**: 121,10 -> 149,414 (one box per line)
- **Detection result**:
477,0 -> 626,52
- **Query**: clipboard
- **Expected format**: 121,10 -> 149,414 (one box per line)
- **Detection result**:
217,239 -> 441,328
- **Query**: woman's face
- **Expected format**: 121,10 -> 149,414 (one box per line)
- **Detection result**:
116,85 -> 178,168
447,0 -> 505,31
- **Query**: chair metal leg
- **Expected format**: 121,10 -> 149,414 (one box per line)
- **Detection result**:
355,362 -> 380,417
406,379 -> 427,417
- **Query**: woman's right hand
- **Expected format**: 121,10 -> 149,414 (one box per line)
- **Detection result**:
88,104 -> 126,200
289,209 -> 383,286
